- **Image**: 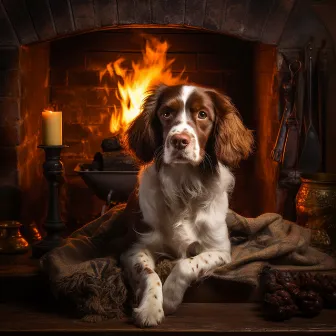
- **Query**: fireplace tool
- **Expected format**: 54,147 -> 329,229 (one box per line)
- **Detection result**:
273,54 -> 304,220
32,145 -> 68,258
271,66 -> 294,163
282,60 -> 302,170
298,41 -> 322,174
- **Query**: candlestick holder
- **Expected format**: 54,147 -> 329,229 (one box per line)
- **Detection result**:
32,145 -> 68,258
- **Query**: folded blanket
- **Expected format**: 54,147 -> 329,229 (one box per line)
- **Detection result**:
40,195 -> 336,322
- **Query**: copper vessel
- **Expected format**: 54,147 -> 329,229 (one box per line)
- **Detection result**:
296,173 -> 336,251
0,221 -> 29,254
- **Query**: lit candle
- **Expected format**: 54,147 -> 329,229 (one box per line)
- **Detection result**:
42,110 -> 62,146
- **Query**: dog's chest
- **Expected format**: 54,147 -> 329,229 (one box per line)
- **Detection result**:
137,163 -> 231,258
140,194 -> 228,258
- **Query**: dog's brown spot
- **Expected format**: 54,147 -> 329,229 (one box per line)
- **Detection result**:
157,282 -> 161,286
144,267 -> 153,274
196,264 -> 199,268
208,254 -> 211,257
219,256 -> 224,261
199,270 -> 205,277
154,295 -> 158,299
134,263 -> 142,274
204,259 -> 209,264
158,309 -> 162,313
192,267 -> 194,272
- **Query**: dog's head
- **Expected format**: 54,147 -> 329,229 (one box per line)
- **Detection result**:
123,84 -> 253,168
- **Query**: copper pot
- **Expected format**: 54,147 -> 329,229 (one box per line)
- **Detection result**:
0,221 -> 29,254
296,173 -> 336,251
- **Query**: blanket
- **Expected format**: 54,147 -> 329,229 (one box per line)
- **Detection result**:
40,197 -> 336,322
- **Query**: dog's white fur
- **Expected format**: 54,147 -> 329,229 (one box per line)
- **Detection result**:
121,163 -> 233,327
120,85 -> 236,328
163,86 -> 201,164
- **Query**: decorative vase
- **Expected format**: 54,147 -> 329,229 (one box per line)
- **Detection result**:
0,221 -> 29,254
296,173 -> 336,252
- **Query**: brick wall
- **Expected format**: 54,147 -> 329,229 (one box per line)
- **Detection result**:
0,1 -> 20,221
18,43 -> 49,230
49,28 -> 255,160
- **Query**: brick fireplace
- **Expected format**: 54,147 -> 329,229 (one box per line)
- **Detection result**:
0,0 -> 334,235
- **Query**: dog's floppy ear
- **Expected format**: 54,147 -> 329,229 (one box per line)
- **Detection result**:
123,84 -> 166,163
207,89 -> 254,167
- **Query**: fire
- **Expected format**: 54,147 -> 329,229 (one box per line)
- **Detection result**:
100,36 -> 187,135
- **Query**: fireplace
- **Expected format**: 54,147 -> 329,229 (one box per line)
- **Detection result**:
0,0 -> 334,236
48,28 -> 280,228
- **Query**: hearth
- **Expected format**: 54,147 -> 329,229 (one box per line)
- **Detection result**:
0,0 -> 334,238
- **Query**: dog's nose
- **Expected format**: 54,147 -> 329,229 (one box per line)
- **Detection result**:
170,133 -> 191,150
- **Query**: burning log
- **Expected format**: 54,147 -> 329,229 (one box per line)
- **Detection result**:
101,136 -> 122,152
91,135 -> 138,171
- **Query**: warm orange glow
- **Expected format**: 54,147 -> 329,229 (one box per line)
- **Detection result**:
100,36 -> 187,135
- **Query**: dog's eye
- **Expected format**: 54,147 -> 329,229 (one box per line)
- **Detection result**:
162,111 -> 172,119
198,111 -> 208,119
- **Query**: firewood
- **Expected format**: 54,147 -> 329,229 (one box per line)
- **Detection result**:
92,151 -> 138,171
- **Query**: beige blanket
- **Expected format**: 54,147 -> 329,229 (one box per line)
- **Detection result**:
40,200 -> 336,322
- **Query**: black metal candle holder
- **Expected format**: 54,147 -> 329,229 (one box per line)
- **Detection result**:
32,145 -> 68,258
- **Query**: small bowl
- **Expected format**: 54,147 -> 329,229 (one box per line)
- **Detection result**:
74,163 -> 138,202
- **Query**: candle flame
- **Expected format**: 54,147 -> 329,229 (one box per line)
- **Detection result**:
99,36 -> 187,135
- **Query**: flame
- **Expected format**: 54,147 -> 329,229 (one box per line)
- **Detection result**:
100,36 -> 187,135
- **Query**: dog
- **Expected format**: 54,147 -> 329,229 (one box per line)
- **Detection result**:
120,84 -> 253,327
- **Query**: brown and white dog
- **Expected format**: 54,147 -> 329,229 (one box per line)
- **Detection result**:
120,84 -> 253,327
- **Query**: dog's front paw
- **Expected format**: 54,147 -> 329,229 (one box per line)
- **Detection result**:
133,298 -> 164,328
162,279 -> 183,315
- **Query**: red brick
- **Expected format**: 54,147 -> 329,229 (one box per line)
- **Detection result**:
62,140 -> 85,158
81,107 -> 111,125
49,69 -> 67,86
86,52 -> 143,70
68,70 -> 100,86
86,88 -> 119,107
0,98 -> 20,126
50,87 -> 84,106
63,122 -> 91,142
50,50 -> 85,69
0,122 -> 24,146
184,72 -> 223,89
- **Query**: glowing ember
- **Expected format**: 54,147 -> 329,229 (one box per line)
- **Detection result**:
100,36 -> 187,135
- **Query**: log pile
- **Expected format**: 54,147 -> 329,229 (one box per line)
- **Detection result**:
91,135 -> 138,171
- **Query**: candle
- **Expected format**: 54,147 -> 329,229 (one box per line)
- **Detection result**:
42,110 -> 62,146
